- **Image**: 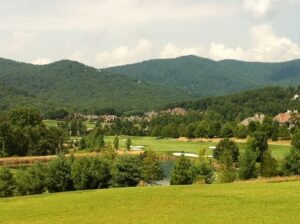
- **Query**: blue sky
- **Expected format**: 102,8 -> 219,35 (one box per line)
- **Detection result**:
0,0 -> 299,67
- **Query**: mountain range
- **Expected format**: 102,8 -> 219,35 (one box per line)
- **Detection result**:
1,55 -> 300,112
106,55 -> 300,97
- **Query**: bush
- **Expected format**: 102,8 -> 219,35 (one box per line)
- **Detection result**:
16,163 -> 47,195
46,156 -> 73,192
111,156 -> 142,187
0,167 -> 15,197
170,155 -> 194,185
238,147 -> 258,180
213,138 -> 239,162
71,157 -> 111,190
281,148 -> 300,175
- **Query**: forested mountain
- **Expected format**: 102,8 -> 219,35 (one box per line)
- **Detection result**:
106,55 -> 300,97
166,86 -> 300,121
0,58 -> 189,112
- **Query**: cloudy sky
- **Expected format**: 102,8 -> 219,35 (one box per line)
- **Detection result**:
0,0 -> 300,67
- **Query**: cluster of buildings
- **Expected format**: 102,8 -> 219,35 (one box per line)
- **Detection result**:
73,107 -> 188,123
241,110 -> 299,128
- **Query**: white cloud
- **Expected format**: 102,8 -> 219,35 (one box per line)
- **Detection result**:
209,24 -> 300,62
96,39 -> 154,67
68,50 -> 83,62
160,43 -> 203,59
243,0 -> 275,18
31,58 -> 52,65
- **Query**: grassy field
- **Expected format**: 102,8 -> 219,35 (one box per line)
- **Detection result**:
43,120 -> 96,129
104,136 -> 291,159
1,181 -> 300,224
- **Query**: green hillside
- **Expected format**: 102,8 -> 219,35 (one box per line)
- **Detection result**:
0,58 -> 189,112
1,181 -> 300,224
168,86 -> 300,120
106,55 -> 300,97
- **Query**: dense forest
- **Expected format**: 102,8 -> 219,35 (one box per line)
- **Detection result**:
166,86 -> 300,121
0,58 -> 189,112
106,55 -> 300,97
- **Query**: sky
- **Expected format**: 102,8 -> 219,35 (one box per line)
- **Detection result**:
0,0 -> 300,68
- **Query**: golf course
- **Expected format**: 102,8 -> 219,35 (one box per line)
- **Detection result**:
1,181 -> 300,224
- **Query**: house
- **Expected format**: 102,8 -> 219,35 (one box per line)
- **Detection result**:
273,110 -> 298,128
161,107 -> 187,116
241,114 -> 265,126
144,111 -> 158,120
101,115 -> 118,123
291,94 -> 300,101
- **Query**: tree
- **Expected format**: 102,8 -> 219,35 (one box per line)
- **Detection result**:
8,107 -> 43,127
113,136 -> 119,150
186,124 -> 195,139
219,149 -> 236,183
281,149 -> 300,175
213,138 -> 239,162
170,155 -> 194,185
248,132 -> 268,162
139,150 -> 164,185
126,138 -> 132,151
192,150 -> 214,184
220,123 -> 234,138
194,121 -> 208,141
110,156 -> 142,187
0,167 -> 15,197
71,157 -> 111,190
238,146 -> 258,180
278,125 -> 290,140
260,150 -> 278,177
235,125 -> 248,139
292,130 -> 300,150
46,156 -> 73,192
15,163 -> 47,195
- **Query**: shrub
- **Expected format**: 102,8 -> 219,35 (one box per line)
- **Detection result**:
71,157 -> 111,190
0,167 -> 15,197
46,156 -> 73,192
281,148 -> 300,175
111,156 -> 142,187
16,163 -> 47,195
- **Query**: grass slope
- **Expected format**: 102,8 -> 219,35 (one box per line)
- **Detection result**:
1,181 -> 300,224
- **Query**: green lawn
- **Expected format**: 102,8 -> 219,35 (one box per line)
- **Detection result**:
1,181 -> 300,224
43,119 -> 60,128
104,136 -> 291,159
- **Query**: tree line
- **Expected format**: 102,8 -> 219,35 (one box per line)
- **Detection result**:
0,107 -> 68,157
0,150 -> 164,197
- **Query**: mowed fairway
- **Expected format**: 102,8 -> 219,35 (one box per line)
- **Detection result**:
104,136 -> 291,159
1,181 -> 300,224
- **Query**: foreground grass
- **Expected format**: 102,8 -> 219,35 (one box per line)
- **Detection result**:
1,181 -> 300,224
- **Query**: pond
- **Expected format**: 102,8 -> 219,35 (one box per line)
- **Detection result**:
157,160 -> 175,186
